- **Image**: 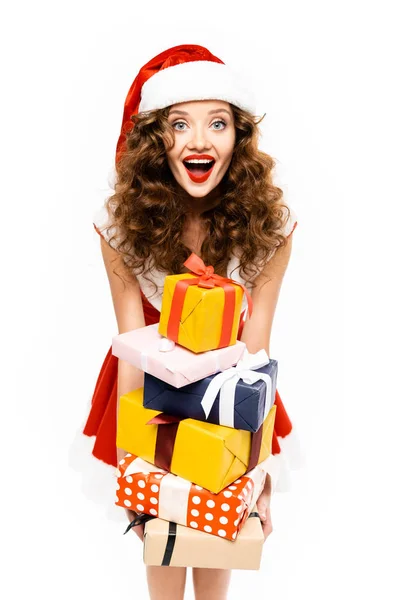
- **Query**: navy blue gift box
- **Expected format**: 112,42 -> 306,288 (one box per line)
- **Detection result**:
143,360 -> 278,432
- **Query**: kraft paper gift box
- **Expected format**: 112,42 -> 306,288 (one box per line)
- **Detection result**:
116,453 -> 272,541
112,323 -> 245,388
117,388 -> 276,494
143,349 -> 278,433
142,508 -> 264,569
158,252 -> 248,353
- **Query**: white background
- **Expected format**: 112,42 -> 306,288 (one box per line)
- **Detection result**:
2,1 -> 399,599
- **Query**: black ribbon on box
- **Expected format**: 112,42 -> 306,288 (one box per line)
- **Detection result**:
125,511 -> 260,567
162,522 -> 178,566
124,511 -> 261,567
160,512 -> 261,566
123,512 -> 155,535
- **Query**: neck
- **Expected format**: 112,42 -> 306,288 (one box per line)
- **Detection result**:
177,183 -> 222,217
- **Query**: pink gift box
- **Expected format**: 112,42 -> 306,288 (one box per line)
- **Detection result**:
112,323 -> 245,388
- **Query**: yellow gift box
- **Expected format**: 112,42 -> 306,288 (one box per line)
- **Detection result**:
158,273 -> 244,353
117,388 -> 276,494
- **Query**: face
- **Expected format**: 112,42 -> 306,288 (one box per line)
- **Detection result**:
165,100 -> 236,198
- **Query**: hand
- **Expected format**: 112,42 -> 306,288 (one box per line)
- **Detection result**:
256,475 -> 273,541
257,499 -> 273,541
124,508 -> 145,542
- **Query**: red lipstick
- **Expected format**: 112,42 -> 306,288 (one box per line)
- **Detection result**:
182,154 -> 216,184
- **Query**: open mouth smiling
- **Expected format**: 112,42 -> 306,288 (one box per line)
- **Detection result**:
182,154 -> 216,183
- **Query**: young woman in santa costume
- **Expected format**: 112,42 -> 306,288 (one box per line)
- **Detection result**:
84,44 -> 298,599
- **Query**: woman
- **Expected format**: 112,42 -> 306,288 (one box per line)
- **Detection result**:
84,44 -> 298,600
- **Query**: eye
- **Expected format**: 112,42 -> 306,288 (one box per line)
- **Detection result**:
211,119 -> 227,130
172,121 -> 188,131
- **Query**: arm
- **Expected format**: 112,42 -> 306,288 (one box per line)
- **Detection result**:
99,236 -> 146,463
240,235 -> 293,356
239,237 -> 293,538
100,235 -> 148,538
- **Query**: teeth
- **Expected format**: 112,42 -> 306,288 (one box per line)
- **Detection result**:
184,159 -> 213,164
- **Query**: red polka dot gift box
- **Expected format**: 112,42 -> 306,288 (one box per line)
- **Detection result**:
115,453 -> 273,541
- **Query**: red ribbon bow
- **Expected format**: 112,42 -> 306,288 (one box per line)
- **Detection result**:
166,253 -> 253,349
198,264 -> 215,287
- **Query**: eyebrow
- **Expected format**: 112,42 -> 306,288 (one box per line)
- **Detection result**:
168,108 -> 232,116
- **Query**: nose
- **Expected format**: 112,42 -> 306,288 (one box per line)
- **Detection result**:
187,123 -> 212,152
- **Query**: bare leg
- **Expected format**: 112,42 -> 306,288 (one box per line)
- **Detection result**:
146,566 -> 187,600
192,568 -> 231,600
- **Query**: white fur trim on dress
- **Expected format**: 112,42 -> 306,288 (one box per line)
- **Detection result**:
138,60 -> 256,114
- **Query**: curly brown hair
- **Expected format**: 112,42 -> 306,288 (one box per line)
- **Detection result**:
102,104 -> 291,289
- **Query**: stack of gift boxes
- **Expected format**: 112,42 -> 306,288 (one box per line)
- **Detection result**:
112,254 -> 279,570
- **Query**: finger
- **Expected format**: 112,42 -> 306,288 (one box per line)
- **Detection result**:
133,525 -> 145,541
257,503 -> 267,521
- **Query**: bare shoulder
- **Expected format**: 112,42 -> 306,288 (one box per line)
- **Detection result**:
253,234 -> 293,289
100,235 -> 138,285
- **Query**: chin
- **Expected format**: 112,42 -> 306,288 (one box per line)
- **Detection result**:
179,180 -> 216,198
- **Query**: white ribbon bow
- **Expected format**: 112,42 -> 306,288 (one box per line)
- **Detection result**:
200,349 -> 273,428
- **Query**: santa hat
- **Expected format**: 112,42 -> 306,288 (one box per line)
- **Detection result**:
116,44 -> 256,162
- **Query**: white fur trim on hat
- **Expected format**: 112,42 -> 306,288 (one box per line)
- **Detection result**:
138,60 -> 256,114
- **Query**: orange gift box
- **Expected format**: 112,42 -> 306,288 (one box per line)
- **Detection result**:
116,453 -> 272,541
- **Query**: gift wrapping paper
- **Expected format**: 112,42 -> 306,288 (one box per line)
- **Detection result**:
143,353 -> 278,432
158,273 -> 244,353
143,508 -> 264,569
117,388 -> 276,494
112,323 -> 245,388
116,453 -> 270,541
